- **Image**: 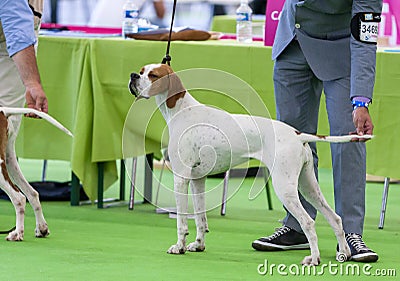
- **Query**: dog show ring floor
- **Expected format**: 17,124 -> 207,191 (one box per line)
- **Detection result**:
0,159 -> 398,280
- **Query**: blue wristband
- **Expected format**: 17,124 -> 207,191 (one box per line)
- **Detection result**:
352,100 -> 370,110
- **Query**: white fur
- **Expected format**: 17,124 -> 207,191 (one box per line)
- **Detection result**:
129,64 -> 365,265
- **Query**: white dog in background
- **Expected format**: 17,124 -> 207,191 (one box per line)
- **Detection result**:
128,63 -> 371,265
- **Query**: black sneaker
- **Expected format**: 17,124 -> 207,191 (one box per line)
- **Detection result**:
252,226 -> 310,251
344,233 -> 379,262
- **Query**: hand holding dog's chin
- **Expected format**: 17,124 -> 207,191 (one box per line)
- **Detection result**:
25,85 -> 49,118
351,107 -> 374,142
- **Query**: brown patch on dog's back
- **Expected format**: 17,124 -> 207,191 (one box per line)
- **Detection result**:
166,91 -> 186,108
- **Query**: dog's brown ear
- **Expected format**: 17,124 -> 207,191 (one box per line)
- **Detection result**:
166,73 -> 186,108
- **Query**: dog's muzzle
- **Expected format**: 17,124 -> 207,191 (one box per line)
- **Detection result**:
129,72 -> 140,97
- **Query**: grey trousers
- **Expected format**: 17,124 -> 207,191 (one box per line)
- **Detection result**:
273,40 -> 366,235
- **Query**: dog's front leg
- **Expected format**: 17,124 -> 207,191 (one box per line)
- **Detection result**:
167,175 -> 190,254
187,177 -> 208,252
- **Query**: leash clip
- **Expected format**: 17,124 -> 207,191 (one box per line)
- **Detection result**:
161,55 -> 171,65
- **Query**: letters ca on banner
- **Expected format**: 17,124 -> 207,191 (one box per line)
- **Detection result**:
264,0 -> 285,46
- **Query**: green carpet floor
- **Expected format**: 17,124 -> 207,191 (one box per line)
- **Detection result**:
0,159 -> 398,281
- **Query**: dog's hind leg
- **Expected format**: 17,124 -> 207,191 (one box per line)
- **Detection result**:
5,116 -> 49,238
270,164 -> 320,266
167,175 -> 190,254
298,154 -> 350,262
187,177 -> 208,252
0,113 -> 26,241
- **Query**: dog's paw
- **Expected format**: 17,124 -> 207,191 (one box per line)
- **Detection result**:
187,241 -> 205,252
35,223 -> 50,238
301,255 -> 320,266
167,244 -> 186,254
6,230 -> 24,241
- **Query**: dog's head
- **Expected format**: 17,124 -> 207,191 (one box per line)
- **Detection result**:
129,63 -> 186,108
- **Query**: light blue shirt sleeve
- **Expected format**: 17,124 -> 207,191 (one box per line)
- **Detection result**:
0,0 -> 36,57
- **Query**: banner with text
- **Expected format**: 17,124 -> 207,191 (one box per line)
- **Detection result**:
264,0 -> 400,46
264,0 -> 284,46
381,0 -> 400,45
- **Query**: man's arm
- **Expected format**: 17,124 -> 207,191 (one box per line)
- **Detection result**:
12,45 -> 48,114
351,0 -> 383,135
0,0 -> 48,115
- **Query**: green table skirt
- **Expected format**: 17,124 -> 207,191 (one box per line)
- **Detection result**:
15,36 -> 400,200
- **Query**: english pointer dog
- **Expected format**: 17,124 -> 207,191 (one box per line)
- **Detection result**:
0,107 -> 72,241
128,63 -> 371,265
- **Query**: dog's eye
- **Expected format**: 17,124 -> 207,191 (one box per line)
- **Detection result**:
140,71 -> 144,75
148,73 -> 158,79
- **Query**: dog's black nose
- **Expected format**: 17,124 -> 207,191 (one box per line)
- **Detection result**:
129,73 -> 140,96
131,72 -> 140,80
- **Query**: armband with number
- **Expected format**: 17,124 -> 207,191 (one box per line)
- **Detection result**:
351,13 -> 381,44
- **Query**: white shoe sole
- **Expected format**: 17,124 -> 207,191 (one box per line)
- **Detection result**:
252,240 -> 310,251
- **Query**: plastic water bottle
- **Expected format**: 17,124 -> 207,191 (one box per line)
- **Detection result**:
236,0 -> 253,43
122,0 -> 139,39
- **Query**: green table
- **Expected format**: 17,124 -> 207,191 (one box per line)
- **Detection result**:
15,36 -> 400,202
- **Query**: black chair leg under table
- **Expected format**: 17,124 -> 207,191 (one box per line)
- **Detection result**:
143,154 -> 153,203
97,162 -> 105,208
96,161 -> 127,208
96,154 -> 154,209
70,171 -> 80,206
70,160 -> 126,207
70,155 -> 154,208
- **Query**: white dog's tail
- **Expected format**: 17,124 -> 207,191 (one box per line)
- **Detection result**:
298,132 -> 373,143
0,107 -> 73,137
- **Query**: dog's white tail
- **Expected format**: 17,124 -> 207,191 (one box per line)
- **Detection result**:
298,132 -> 373,143
0,107 -> 73,137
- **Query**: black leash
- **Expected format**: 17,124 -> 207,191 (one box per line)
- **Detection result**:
0,226 -> 16,234
161,0 -> 178,65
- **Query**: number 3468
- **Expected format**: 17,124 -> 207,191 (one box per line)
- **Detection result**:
361,24 -> 378,34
